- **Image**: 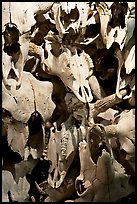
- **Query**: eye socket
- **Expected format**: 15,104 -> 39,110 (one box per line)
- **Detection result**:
2,109 -> 12,117
2,109 -> 13,123
86,75 -> 90,80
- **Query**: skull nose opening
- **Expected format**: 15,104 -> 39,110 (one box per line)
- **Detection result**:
84,86 -> 90,97
79,86 -> 90,98
79,87 -> 82,97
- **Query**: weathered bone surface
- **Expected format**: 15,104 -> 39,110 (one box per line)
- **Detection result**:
44,40 -> 94,102
47,115 -> 80,188
2,71 -> 55,123
2,2 -> 54,88
104,109 -> 135,176
72,138 -> 134,202
2,2 -> 135,202
2,2 -> 54,34
2,170 -> 30,202
88,89 -> 127,124
28,42 -> 46,73
2,157 -> 38,202
2,71 -> 55,160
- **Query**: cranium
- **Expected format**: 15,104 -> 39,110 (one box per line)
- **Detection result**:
49,2 -> 101,46
2,2 -> 54,88
47,115 -> 80,188
51,2 -> 92,38
44,39 -> 94,103
2,71 -> 55,160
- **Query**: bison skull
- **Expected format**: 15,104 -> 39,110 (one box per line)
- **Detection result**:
44,38 -> 94,103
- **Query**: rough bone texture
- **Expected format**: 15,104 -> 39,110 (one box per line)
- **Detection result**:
2,2 -> 135,202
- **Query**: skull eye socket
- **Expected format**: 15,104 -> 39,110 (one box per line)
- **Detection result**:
2,109 -> 13,123
2,109 -> 12,118
28,112 -> 42,135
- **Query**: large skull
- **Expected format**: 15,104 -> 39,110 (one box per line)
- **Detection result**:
2,71 -> 55,160
47,115 -> 80,188
2,2 -> 54,88
44,39 -> 94,103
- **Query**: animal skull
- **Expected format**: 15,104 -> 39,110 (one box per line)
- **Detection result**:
2,2 -> 54,88
44,39 -> 94,103
2,71 -> 55,159
47,115 -> 80,188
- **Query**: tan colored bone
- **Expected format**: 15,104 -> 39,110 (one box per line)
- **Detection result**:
28,42 -> 45,73
2,2 -> 54,88
47,115 -> 79,188
88,89 -> 127,124
96,2 -> 111,45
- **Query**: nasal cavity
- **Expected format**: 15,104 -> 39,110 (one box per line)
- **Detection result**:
79,87 -> 83,97
84,86 -> 89,97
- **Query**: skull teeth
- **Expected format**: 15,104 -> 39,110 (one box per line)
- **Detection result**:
60,132 -> 69,160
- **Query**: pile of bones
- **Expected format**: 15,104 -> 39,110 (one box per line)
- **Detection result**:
2,2 -> 135,202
